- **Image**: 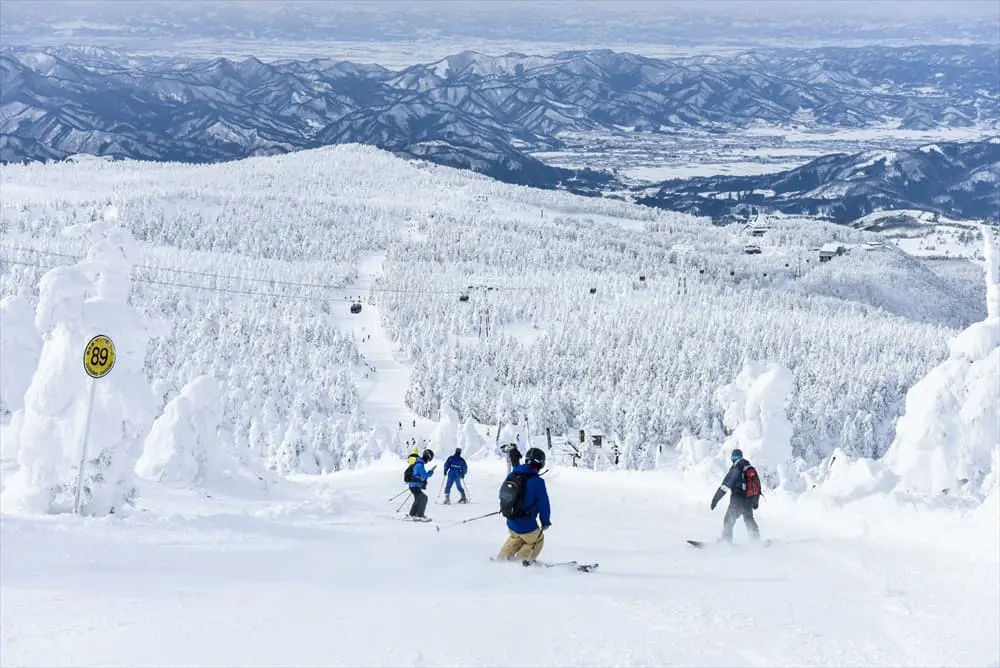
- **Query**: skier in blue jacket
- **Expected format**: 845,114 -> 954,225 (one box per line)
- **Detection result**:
407,449 -> 435,520
497,447 -> 551,563
442,448 -> 469,504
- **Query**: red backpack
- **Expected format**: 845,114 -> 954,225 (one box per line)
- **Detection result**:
744,465 -> 762,509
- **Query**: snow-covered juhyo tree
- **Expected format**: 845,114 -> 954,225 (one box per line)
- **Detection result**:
884,225 -> 1000,498
0,291 -> 42,460
715,359 -> 798,489
430,396 -> 461,456
459,417 -> 489,459
0,292 -> 41,421
2,215 -> 158,515
136,375 -> 222,485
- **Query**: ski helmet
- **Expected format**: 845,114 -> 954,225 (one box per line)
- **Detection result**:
731,448 -> 744,463
422,448 -> 434,461
455,448 -> 462,455
525,447 -> 546,468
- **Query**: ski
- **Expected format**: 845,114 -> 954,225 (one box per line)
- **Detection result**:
489,558 -> 597,572
523,559 -> 599,573
399,516 -> 434,523
687,539 -> 771,548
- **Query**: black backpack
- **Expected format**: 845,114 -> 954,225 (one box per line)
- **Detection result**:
499,472 -> 531,519
403,462 -> 416,483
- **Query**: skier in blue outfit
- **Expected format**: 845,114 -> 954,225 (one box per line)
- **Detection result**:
406,449 -> 435,520
497,447 -> 551,562
442,448 -> 469,504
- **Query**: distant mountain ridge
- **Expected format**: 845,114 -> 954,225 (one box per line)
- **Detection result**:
2,44 -> 998,197
636,139 -> 1000,223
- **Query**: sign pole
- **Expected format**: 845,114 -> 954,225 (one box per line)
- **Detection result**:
73,379 -> 97,515
74,334 -> 117,516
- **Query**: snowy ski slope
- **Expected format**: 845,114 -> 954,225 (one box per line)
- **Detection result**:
3,461 -> 997,667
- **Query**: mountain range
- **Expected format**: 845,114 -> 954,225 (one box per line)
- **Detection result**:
637,139 -> 1000,223
2,44 -> 998,213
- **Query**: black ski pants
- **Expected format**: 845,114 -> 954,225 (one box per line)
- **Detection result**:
722,499 -> 760,543
409,487 -> 428,517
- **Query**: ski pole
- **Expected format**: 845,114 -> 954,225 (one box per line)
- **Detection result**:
435,510 -> 500,532
395,492 -> 410,513
388,487 -> 408,502
436,473 -> 446,503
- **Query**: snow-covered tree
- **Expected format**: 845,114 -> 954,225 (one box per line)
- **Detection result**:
0,293 -> 41,422
459,417 -> 489,459
136,375 -> 222,484
884,226 -> 1000,498
2,219 -> 157,515
715,360 -> 797,487
430,397 -> 460,455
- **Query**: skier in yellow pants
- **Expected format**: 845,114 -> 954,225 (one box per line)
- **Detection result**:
496,448 -> 551,563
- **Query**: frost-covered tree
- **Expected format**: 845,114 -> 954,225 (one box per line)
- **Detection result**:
2,219 -> 157,515
884,226 -> 1000,498
430,397 -> 460,455
136,375 -> 221,485
715,360 -> 797,487
459,417 -> 489,459
0,293 -> 41,423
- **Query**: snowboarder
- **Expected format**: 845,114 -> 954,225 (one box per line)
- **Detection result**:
406,448 -> 435,519
710,448 -> 761,543
443,448 -> 469,504
497,447 -> 551,563
503,442 -> 522,474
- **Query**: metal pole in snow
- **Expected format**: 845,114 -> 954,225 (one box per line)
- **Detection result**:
73,378 -> 97,515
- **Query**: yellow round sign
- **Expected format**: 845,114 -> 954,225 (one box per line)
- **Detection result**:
83,335 -> 116,379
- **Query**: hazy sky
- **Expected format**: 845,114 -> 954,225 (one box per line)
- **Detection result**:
2,0 -> 997,62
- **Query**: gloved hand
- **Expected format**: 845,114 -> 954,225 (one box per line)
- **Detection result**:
710,488 -> 724,511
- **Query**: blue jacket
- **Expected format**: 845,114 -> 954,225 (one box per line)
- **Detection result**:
408,459 -> 433,488
444,455 -> 468,479
503,464 -> 551,534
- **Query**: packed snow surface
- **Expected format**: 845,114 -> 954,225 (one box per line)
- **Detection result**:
2,461 -> 998,668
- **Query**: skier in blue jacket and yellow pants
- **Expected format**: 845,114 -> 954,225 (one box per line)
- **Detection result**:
497,448 -> 551,563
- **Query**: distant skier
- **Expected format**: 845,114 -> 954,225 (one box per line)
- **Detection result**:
503,442 -> 522,474
405,448 -> 435,520
442,448 -> 469,504
497,448 -> 551,563
710,448 -> 762,543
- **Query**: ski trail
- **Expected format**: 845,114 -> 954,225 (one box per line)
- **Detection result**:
340,251 -> 437,447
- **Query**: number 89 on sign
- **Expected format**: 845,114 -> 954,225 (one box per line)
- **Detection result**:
83,335 -> 116,379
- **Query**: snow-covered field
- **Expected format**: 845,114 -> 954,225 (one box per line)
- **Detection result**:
3,459 -> 998,668
1,146 -> 997,666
